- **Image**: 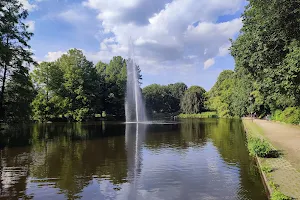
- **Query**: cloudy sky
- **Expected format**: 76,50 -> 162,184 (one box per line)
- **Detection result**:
21,0 -> 246,90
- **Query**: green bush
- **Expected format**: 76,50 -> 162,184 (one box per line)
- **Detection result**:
272,107 -> 300,124
272,110 -> 283,121
271,190 -> 292,200
178,112 -> 218,119
247,137 -> 272,157
261,165 -> 273,173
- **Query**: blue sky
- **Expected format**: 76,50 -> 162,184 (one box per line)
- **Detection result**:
22,0 -> 247,90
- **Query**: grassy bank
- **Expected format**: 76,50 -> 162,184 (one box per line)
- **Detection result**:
243,120 -> 293,200
177,112 -> 218,119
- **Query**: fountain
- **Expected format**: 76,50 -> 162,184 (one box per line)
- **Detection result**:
125,39 -> 147,123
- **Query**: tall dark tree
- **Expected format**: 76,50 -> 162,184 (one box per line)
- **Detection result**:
0,0 -> 35,121
4,65 -> 35,123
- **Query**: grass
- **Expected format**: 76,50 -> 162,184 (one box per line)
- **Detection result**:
178,112 -> 218,119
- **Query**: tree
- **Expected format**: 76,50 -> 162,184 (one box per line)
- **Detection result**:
143,83 -> 185,114
55,49 -> 94,121
4,66 -> 35,123
31,62 -> 57,121
96,56 -> 127,117
0,0 -> 35,121
207,70 -> 235,117
168,82 -> 187,100
230,0 -> 300,111
181,86 -> 206,114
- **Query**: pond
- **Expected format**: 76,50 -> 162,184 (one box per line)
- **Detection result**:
0,119 -> 267,200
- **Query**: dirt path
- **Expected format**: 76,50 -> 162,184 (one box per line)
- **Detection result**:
254,119 -> 300,171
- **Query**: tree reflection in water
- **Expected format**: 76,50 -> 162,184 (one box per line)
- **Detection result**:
0,120 -> 267,200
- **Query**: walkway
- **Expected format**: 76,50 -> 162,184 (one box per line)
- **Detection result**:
254,119 -> 300,171
243,119 -> 300,199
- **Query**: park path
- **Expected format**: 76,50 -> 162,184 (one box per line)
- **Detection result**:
254,119 -> 300,170
244,119 -> 300,199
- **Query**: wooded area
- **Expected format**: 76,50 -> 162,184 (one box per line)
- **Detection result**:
1,0 -> 300,123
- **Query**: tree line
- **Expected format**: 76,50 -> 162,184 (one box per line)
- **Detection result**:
2,0 -> 300,123
0,0 -> 208,123
145,0 -> 300,122
0,0 -> 139,122
143,84 -> 207,116
207,0 -> 300,122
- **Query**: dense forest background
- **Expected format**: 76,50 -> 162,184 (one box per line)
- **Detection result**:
1,0 -> 300,124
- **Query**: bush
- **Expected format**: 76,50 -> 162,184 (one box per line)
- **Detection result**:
178,112 -> 218,119
272,107 -> 300,125
271,190 -> 292,200
272,110 -> 283,121
261,165 -> 273,173
247,137 -> 273,157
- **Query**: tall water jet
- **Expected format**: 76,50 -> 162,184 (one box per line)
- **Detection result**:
125,39 -> 147,122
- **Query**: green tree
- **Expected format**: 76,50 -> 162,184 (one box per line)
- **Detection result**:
181,86 -> 206,114
230,0 -> 300,111
31,62 -> 58,121
96,56 -> 127,117
0,0 -> 35,121
55,49 -> 94,121
143,83 -> 184,114
207,70 -> 235,117
4,66 -> 35,123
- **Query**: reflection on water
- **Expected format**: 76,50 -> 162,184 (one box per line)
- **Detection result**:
0,119 -> 267,200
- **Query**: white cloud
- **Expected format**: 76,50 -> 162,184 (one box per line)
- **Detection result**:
218,43 -> 231,56
59,9 -> 89,24
45,51 -> 66,62
82,0 -> 244,73
25,21 -> 35,32
19,0 -> 37,11
204,58 -> 215,69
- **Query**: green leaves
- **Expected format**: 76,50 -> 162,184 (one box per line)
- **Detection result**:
30,51 -> 133,122
143,83 -> 187,115
0,0 -> 35,122
231,0 -> 300,112
180,86 -> 206,114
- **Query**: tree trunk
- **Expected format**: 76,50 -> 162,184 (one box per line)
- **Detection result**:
0,64 -> 7,120
0,38 -> 10,120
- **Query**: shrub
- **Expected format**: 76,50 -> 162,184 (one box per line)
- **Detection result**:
247,137 -> 272,157
272,110 -> 283,121
261,165 -> 273,173
272,107 -> 300,125
178,112 -> 218,119
271,190 -> 292,200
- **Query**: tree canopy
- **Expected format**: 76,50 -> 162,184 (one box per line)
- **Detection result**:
181,86 -> 206,114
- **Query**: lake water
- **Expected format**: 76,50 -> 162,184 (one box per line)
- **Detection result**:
0,119 -> 267,200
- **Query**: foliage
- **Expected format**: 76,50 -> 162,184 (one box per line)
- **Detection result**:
30,52 -> 132,122
247,137 -> 272,157
4,66 -> 35,123
0,0 -> 35,122
230,0 -> 300,116
272,107 -> 300,125
98,56 -> 127,117
143,83 -> 187,115
181,86 -> 206,114
271,190 -> 292,200
207,70 -> 235,117
261,165 -> 273,173
178,112 -> 218,119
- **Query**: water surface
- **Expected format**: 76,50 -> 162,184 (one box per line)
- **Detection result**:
0,119 -> 267,199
